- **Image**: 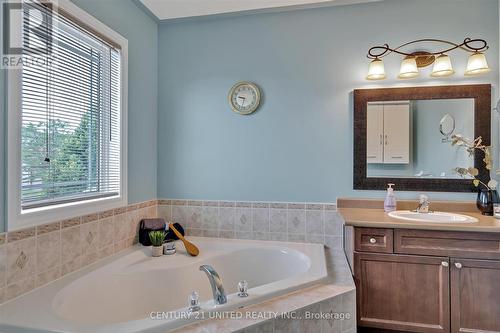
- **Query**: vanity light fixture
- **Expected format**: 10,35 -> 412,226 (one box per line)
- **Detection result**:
366,58 -> 386,80
465,51 -> 490,75
431,54 -> 455,77
398,56 -> 419,79
366,38 -> 489,80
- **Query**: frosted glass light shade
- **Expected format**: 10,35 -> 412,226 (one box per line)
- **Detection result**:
431,54 -> 454,77
366,58 -> 386,80
398,56 -> 419,79
465,52 -> 490,75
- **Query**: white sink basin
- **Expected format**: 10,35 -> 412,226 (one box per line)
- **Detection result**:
388,210 -> 478,223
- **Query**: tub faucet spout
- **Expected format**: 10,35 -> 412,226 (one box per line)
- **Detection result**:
199,265 -> 227,305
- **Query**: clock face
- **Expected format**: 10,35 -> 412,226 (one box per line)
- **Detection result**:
228,82 -> 261,115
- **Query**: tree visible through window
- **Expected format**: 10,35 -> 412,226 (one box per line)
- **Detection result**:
21,2 -> 121,210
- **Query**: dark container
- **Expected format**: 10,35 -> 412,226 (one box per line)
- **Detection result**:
476,189 -> 499,216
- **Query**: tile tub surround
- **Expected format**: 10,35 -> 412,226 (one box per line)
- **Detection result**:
172,284 -> 355,333
0,200 -> 157,304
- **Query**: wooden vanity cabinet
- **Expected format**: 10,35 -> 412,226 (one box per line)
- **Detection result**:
352,227 -> 500,333
450,258 -> 500,333
355,252 -> 450,332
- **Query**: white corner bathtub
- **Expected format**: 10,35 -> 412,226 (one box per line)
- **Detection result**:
0,237 -> 327,333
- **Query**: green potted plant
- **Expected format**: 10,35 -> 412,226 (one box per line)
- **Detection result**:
149,231 -> 166,257
451,134 -> 499,215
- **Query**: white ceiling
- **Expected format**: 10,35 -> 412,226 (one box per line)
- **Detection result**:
140,0 -> 381,20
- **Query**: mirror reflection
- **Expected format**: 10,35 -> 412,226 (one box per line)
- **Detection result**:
366,98 -> 474,179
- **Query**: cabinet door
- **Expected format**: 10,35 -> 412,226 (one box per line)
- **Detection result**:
383,104 -> 410,164
355,252 -> 450,333
366,104 -> 384,163
451,258 -> 500,333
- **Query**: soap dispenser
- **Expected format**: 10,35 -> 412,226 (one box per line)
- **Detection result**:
384,183 -> 397,212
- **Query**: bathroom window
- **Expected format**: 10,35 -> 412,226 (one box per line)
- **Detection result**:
7,0 -> 128,229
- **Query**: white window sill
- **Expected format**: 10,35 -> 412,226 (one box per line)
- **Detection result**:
9,195 -> 127,231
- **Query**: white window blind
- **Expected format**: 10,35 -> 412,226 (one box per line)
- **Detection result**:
21,2 -> 121,210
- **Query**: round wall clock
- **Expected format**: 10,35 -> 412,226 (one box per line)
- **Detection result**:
228,81 -> 261,115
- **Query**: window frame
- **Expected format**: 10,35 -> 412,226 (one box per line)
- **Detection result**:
7,0 -> 128,230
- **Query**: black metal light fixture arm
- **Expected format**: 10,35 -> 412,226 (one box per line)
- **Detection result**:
367,38 -> 489,59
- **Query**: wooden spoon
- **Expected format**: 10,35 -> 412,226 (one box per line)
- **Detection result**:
169,223 -> 200,256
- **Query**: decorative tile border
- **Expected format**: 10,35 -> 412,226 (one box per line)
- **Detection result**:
7,227 -> 36,242
61,217 -> 81,229
82,213 -> 99,224
36,222 -> 61,236
99,209 -> 114,219
270,203 -> 287,209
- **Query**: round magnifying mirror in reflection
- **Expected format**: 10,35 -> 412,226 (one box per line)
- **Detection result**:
439,113 -> 456,137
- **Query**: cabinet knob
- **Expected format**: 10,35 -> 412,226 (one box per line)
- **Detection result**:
369,237 -> 377,244
441,261 -> 449,267
455,262 -> 462,269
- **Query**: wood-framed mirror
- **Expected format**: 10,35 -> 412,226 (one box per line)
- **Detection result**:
353,84 -> 491,192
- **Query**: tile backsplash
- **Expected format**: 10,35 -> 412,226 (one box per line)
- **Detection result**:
0,199 -> 345,305
158,200 -> 344,249
0,201 -> 157,304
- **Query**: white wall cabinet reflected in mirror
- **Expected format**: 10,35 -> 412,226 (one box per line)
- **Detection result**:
367,101 -> 411,165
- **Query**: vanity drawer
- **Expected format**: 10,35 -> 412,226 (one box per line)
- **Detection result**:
395,229 -> 500,260
355,227 -> 394,253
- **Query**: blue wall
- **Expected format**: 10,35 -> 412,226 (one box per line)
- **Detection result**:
157,0 -> 499,202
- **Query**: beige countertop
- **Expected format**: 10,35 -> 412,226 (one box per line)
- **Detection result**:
338,198 -> 500,233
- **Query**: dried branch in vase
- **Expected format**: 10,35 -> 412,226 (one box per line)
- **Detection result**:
451,134 -> 497,190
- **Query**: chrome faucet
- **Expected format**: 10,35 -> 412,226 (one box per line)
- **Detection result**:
199,265 -> 227,305
415,194 -> 430,213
